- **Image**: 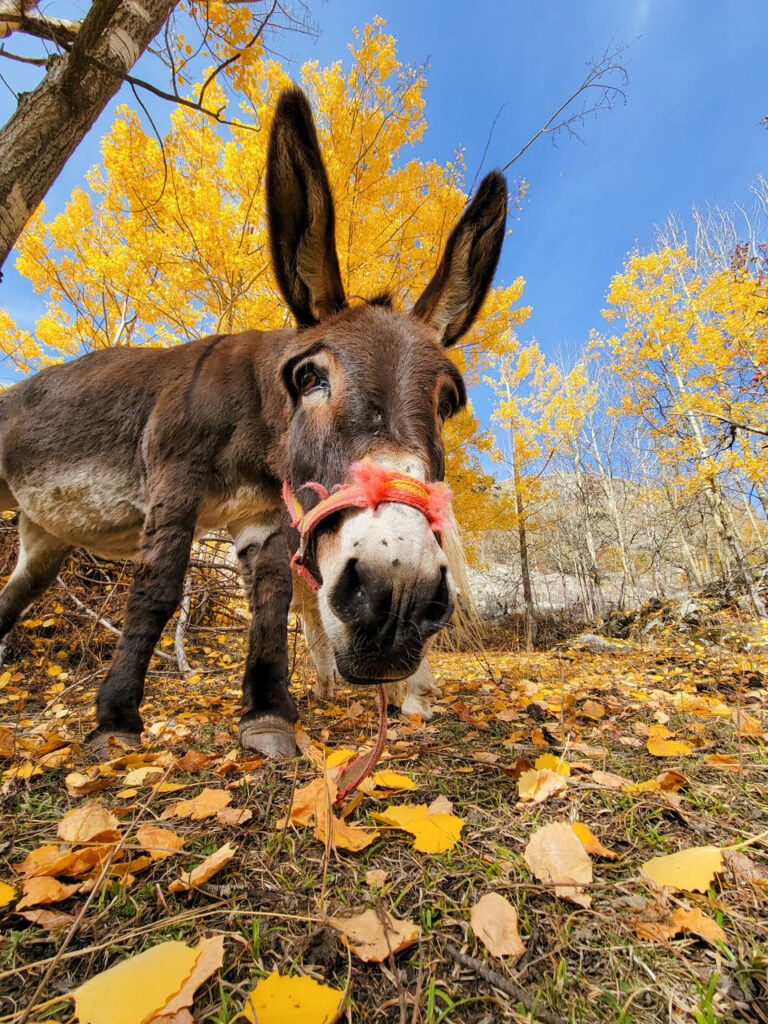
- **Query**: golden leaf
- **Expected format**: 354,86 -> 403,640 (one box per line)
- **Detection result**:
57,801 -> 120,844
73,940 -> 200,1024
17,876 -> 80,909
641,846 -> 723,892
534,753 -> 570,776
0,880 -> 16,908
570,822 -> 618,860
371,770 -> 417,790
313,813 -> 379,853
517,768 -> 568,805
136,825 -> 185,860
242,971 -> 343,1024
162,788 -> 231,821
146,936 -> 225,1023
646,736 -> 693,757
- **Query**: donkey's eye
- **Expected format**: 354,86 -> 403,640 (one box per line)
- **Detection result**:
294,363 -> 328,398
438,388 -> 459,421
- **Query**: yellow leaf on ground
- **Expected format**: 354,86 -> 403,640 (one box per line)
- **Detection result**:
123,766 -> 165,787
325,748 -> 356,768
162,788 -> 231,821
647,736 -> 693,757
242,971 -> 342,1024
17,844 -> 115,880
65,768 -> 115,798
146,936 -> 225,1023
703,754 -> 740,771
329,908 -> 420,962
73,940 -> 200,1024
136,825 -> 185,860
0,880 -> 16,908
470,893 -> 526,958
570,823 -> 618,860
57,801 -> 120,844
169,843 -> 236,893
371,770 -> 417,790
534,753 -> 570,776
373,803 -> 465,853
524,822 -> 593,908
737,715 -> 763,739
17,876 -> 80,909
517,768 -> 568,805
641,845 -> 723,892
0,725 -> 15,757
314,813 -> 379,852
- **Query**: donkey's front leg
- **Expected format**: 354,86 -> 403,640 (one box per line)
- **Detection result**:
234,523 -> 297,757
92,485 -> 199,746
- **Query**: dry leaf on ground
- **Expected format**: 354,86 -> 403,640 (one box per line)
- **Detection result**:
242,971 -> 343,1024
169,843 -> 236,893
646,736 -> 693,757
314,813 -> 379,852
524,822 -> 593,908
641,845 -> 723,893
372,803 -> 465,853
470,892 -> 526,958
162,788 -> 231,821
17,876 -> 80,909
329,908 -> 420,962
0,880 -> 16,908
517,768 -> 568,805
147,935 -> 225,1022
534,752 -> 570,775
633,904 -> 727,946
136,825 -> 185,860
278,777 -> 337,827
73,940 -> 200,1024
57,801 -> 120,844
570,822 -> 618,859
365,868 -> 388,888
371,770 -> 417,790
17,907 -> 75,929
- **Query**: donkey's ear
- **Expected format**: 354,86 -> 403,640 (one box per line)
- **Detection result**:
412,171 -> 507,346
267,87 -> 346,327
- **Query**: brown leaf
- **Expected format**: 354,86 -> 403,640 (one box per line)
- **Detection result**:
524,822 -> 593,907
17,908 -> 76,929
216,807 -> 253,827
136,825 -> 185,861
65,768 -> 115,798
329,909 -> 419,962
162,788 -> 231,821
177,749 -> 211,773
17,875 -> 80,909
591,770 -> 629,790
169,843 -> 236,893
57,801 -> 121,844
470,893 -> 526,958
633,903 -> 727,946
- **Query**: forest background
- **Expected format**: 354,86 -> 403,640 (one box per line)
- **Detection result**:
1,0 -> 767,630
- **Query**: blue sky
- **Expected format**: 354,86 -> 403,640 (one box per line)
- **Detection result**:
2,0 -> 767,393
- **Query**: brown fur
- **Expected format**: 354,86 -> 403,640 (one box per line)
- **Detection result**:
0,87 -> 507,750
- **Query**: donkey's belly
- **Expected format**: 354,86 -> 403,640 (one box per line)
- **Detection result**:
12,462 -> 146,559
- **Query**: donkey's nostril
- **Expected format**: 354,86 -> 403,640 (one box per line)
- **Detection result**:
329,558 -> 393,626
420,565 -> 453,630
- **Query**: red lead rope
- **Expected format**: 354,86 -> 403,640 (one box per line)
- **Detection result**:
282,459 -> 453,592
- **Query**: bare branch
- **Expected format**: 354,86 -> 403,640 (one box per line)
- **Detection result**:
499,43 -> 631,173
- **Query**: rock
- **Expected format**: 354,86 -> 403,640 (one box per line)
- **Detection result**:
566,633 -> 628,653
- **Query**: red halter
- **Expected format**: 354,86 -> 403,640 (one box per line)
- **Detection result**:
282,459 -> 452,592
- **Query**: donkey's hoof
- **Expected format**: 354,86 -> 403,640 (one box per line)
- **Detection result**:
86,727 -> 143,756
239,715 -> 297,758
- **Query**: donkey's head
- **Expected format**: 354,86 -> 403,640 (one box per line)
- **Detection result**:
267,88 -> 506,684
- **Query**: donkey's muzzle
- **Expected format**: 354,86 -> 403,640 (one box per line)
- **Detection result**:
329,557 -> 454,681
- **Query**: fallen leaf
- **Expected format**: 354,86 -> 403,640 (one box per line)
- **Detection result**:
177,749 -> 211,773
242,971 -> 343,1024
372,803 -> 465,853
647,736 -> 693,757
365,868 -> 388,888
123,765 -> 165,787
314,813 -> 379,852
703,754 -> 740,771
329,908 -> 420,962
147,936 -> 225,1022
517,768 -> 568,805
65,768 -> 115,798
216,807 -> 253,826
73,940 -> 200,1024
0,725 -> 15,756
524,822 -> 593,908
279,777 -> 337,828
633,903 -> 727,946
136,825 -> 185,860
534,753 -> 570,776
570,822 -> 618,859
162,788 -> 231,821
471,893 -> 526,958
371,770 -> 417,790
580,699 -> 605,719
17,876 -> 80,909
0,880 -> 16,908
591,770 -> 629,790
641,845 -> 723,893
169,843 -> 236,893
57,801 -> 120,844
17,908 -> 75,929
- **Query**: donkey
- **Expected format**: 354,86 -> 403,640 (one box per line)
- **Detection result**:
0,87 -> 506,757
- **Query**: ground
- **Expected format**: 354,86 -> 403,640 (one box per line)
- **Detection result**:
0,608 -> 767,1024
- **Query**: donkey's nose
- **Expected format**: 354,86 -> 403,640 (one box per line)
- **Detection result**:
329,558 -> 453,639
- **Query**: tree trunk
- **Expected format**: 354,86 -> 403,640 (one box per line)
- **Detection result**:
512,445 -> 535,649
0,0 -> 179,275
